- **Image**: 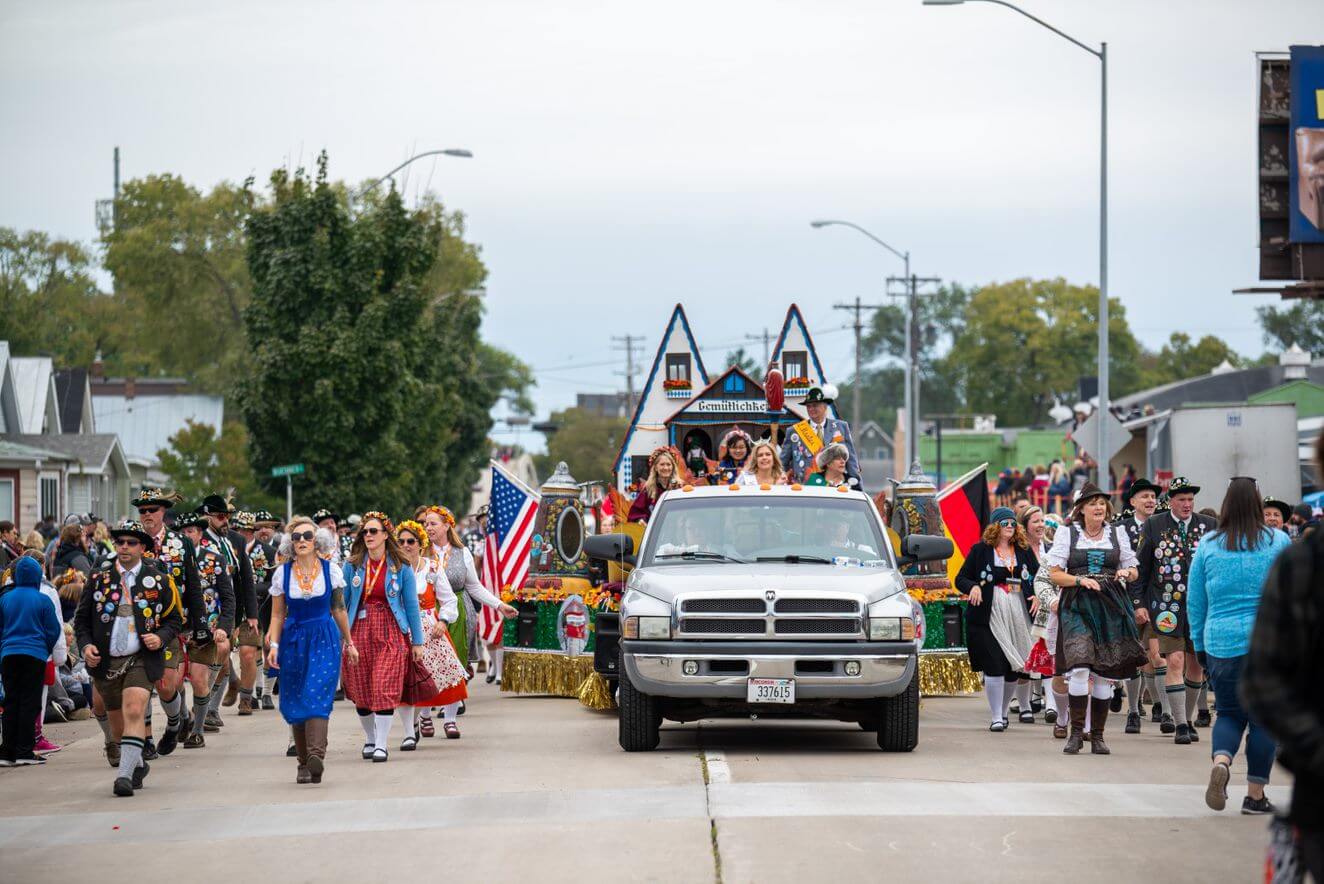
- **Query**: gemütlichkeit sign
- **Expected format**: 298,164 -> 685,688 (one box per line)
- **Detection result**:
691,399 -> 770,414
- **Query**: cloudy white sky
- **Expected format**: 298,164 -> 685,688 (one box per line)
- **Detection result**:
3,0 -> 1321,448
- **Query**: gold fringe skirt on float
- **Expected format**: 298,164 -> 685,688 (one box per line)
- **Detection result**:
917,650 -> 983,696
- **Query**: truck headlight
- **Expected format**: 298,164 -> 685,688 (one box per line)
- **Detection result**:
869,617 -> 915,641
623,616 -> 671,640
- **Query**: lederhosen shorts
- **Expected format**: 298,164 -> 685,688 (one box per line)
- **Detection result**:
234,621 -> 263,649
94,655 -> 153,711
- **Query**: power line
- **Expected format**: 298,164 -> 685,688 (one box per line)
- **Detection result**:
611,335 -> 646,413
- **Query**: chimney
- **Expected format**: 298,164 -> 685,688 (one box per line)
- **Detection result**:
1281,344 -> 1310,381
124,377 -> 136,399
90,350 -> 105,379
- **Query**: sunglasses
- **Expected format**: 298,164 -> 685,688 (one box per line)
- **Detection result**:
362,527 -> 383,536
398,537 -> 419,546
114,538 -> 142,548
997,519 -> 1017,528
289,530 -> 316,543
137,506 -> 163,515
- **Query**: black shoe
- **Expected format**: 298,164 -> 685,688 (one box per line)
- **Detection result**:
204,710 -> 223,731
1160,713 -> 1175,734
113,777 -> 135,797
141,737 -> 158,761
989,719 -> 1008,732
131,761 -> 149,790
1195,710 -> 1211,728
1174,723 -> 1193,745
1241,796 -> 1275,815
1110,686 -> 1124,713
286,743 -> 298,757
371,748 -> 388,763
156,727 -> 179,757
1030,698 -> 1044,714
261,694 -> 275,711
1188,724 -> 1200,743
334,688 -> 344,701
1125,711 -> 1141,734
1044,708 -> 1058,724
1151,702 -> 1162,723
456,701 -> 465,716
485,673 -> 496,684
1008,699 -> 1021,715
1018,710 -> 1035,724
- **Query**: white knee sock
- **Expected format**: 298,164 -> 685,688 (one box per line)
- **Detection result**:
984,678 -> 1005,723
396,707 -> 415,737
357,711 -> 374,742
1015,680 -> 1031,713
442,701 -> 461,723
492,647 -> 503,681
1001,677 -> 1016,719
1051,685 -> 1069,722
373,713 -> 393,750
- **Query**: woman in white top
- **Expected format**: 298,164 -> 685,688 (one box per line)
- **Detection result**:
420,506 -> 516,738
736,440 -> 786,487
265,518 -> 356,784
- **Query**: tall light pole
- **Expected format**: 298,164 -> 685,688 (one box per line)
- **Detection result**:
353,148 -> 474,204
924,0 -> 1109,486
811,219 -> 917,468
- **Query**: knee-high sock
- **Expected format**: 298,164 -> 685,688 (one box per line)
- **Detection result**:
191,693 -> 210,736
396,706 -> 416,737
144,689 -> 153,729
117,736 -> 145,779
94,713 -> 113,742
1197,679 -> 1210,713
492,647 -> 504,681
161,691 -> 183,732
356,708 -> 375,742
442,701 -> 461,723
1002,677 -> 1017,719
1051,684 -> 1069,723
1142,672 -> 1157,706
1184,678 -> 1202,722
1153,666 -> 1172,715
1167,683 -> 1188,727
1014,680 -> 1031,714
373,713 -> 393,750
1126,676 -> 1142,714
1067,667 -> 1091,696
984,677 -> 1005,723
255,669 -> 266,696
206,671 -> 230,714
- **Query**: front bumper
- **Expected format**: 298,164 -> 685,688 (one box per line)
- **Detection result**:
621,639 -> 916,699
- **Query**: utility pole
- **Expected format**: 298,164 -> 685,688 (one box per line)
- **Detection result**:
833,297 -> 887,433
887,273 -> 941,468
745,327 -> 774,368
611,335 -> 645,412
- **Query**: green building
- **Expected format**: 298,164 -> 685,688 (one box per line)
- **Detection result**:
1247,379 -> 1324,419
917,427 -> 1071,484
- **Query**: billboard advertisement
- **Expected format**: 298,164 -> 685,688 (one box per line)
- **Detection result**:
1290,45 -> 1324,243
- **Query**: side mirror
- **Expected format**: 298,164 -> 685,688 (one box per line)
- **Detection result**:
896,533 -> 954,568
584,533 -> 636,566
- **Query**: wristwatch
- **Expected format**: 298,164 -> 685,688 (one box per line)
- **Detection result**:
1074,576 -> 1081,587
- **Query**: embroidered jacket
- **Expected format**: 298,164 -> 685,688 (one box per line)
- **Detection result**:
778,417 -> 860,484
194,545 -> 236,636
1134,510 -> 1216,638
73,557 -> 184,683
145,528 -> 207,642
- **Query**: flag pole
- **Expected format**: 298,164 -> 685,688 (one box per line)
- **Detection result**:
490,459 -> 542,500
935,462 -> 990,501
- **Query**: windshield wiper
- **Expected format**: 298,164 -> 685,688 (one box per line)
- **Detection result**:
755,554 -> 834,564
654,551 -> 747,563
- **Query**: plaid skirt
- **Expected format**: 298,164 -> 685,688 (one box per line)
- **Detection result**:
344,605 -> 408,710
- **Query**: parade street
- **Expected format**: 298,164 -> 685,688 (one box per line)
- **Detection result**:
0,682 -> 1283,884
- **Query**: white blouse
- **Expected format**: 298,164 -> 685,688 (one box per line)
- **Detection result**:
735,472 -> 784,487
1045,524 -> 1138,571
270,560 -> 346,599
425,546 -> 503,624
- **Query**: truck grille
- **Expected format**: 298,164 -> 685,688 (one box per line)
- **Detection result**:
673,594 -> 865,640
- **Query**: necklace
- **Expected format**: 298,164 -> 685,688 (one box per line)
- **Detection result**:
293,560 -> 318,597
1083,522 -> 1107,541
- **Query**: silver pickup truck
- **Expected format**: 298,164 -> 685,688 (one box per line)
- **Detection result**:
585,484 -> 952,752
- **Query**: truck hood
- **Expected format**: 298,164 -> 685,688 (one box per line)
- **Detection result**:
626,561 -> 908,606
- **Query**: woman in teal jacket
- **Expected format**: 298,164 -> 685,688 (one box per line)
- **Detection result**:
342,512 -> 424,763
1187,477 -> 1291,815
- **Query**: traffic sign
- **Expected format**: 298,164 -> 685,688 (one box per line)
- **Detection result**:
271,463 -> 305,478
1071,409 -> 1129,467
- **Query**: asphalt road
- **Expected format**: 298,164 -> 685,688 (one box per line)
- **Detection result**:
0,682 -> 1286,883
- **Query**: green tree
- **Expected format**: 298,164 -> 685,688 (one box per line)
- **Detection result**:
1257,300 -> 1324,355
532,407 -> 628,484
725,346 -> 762,380
0,227 -> 114,365
944,278 -> 1143,426
101,175 -> 255,391
156,419 -> 279,510
238,155 -> 531,516
1136,333 -> 1241,389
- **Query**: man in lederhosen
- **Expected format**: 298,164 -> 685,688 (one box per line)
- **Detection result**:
173,510 -> 234,747
197,494 -> 258,725
779,385 -> 859,485
74,519 -> 184,797
1114,478 -> 1162,734
1134,476 -> 1216,745
235,510 -> 278,710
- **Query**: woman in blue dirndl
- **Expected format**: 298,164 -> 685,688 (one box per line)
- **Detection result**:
265,516 -> 358,784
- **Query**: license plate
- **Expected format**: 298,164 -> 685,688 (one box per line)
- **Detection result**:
747,677 -> 794,704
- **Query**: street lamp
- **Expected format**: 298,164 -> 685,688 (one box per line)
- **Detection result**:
924,0 -> 1110,486
355,148 -> 474,199
810,219 -> 917,468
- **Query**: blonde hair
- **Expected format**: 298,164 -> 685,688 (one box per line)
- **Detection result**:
742,440 -> 785,482
645,450 -> 681,499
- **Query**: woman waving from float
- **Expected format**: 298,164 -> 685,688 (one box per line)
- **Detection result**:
736,440 -> 786,487
714,429 -> 753,486
629,448 -> 682,523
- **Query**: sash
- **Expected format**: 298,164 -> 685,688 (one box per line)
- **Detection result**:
791,420 -> 824,457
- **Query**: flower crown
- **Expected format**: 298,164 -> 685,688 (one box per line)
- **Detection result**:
396,519 -> 431,552
647,447 -> 676,470
360,511 -> 395,534
422,505 -> 455,528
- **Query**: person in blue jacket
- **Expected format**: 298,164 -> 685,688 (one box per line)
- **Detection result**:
0,557 -> 62,766
1187,477 -> 1292,816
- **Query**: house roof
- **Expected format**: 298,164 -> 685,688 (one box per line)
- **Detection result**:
8,356 -> 55,434
54,368 -> 90,433
1112,364 -> 1324,414
0,437 -> 71,466
0,342 -> 17,432
770,303 -> 838,419
92,393 -> 224,462
3,433 -> 129,475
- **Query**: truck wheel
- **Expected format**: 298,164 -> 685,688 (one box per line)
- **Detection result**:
618,651 -> 660,751
877,665 -> 920,752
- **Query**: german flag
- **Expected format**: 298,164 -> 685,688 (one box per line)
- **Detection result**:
937,464 -> 991,584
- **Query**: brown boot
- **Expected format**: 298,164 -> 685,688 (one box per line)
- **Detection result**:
1063,694 -> 1088,755
292,724 -> 310,783
304,718 -> 327,783
238,695 -> 254,716
223,679 -> 239,707
1090,696 -> 1111,754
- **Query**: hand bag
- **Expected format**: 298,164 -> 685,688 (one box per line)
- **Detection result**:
400,654 -> 438,705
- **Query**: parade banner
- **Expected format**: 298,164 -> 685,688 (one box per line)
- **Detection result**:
1289,45 -> 1324,243
936,464 -> 991,584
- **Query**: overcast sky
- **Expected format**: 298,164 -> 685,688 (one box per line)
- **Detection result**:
3,0 -> 1321,450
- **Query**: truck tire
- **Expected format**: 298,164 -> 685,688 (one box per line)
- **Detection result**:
618,651 -> 661,751
877,665 -> 920,752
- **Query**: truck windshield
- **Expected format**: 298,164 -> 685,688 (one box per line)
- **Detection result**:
640,496 -> 891,567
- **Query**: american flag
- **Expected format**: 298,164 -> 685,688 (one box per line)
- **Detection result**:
478,461 -> 540,644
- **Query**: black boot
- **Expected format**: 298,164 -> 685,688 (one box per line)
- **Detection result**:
1090,697 -> 1111,754
1063,694 -> 1088,755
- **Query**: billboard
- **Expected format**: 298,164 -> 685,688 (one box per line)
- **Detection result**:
1290,45 -> 1324,244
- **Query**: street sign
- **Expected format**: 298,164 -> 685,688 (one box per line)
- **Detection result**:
271,463 -> 305,478
1071,410 -> 1129,469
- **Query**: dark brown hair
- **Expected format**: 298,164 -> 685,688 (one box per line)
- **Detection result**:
1217,477 -> 1267,552
348,514 -> 406,568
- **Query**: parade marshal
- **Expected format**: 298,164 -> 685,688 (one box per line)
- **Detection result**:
779,384 -> 859,484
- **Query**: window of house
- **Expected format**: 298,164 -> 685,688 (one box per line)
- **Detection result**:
666,353 -> 691,382
0,479 -> 13,522
39,473 -> 60,521
782,350 -> 808,380
723,373 -> 745,393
